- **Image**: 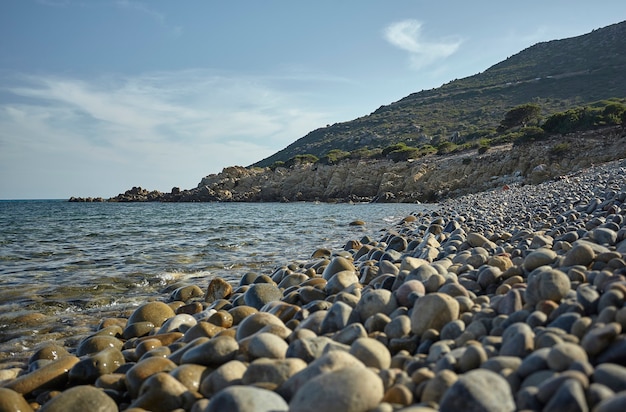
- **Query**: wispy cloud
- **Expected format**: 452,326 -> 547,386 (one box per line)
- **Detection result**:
384,20 -> 462,69
0,70 -> 342,197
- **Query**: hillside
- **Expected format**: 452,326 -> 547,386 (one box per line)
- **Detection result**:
252,20 -> 626,167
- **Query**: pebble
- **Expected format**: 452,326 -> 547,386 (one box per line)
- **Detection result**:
439,369 -> 515,412
205,277 -> 233,303
38,385 -> 118,412
127,301 -> 176,327
199,359 -> 247,397
206,385 -> 289,412
0,388 -> 33,412
410,293 -> 460,336
547,342 -> 589,371
243,283 -> 283,310
289,366 -> 384,412
349,337 -> 392,369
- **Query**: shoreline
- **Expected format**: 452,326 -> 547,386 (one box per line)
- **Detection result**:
2,158 -> 626,411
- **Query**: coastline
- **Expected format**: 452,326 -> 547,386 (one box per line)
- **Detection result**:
2,158 -> 626,411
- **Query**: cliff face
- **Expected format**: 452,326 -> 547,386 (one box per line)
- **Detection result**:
102,127 -> 625,203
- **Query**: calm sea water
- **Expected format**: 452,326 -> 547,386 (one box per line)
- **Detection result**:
0,200 -> 424,365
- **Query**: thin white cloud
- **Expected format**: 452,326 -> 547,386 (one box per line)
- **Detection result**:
0,70 -> 346,197
384,20 -> 462,69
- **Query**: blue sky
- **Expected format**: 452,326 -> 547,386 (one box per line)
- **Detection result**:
1,1 -> 624,199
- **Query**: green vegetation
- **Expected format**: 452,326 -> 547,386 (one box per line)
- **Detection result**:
251,21 -> 626,169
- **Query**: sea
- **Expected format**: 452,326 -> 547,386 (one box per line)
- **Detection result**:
0,200 -> 425,366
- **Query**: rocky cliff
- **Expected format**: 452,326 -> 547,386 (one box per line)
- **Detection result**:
88,126 -> 624,203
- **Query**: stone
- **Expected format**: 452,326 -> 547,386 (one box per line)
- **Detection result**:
322,256 -> 357,280
247,332 -> 289,360
525,267 -> 571,305
277,351 -> 363,401
170,363 -> 209,392
29,344 -> 70,364
243,283 -> 283,310
354,289 -> 398,322
129,372 -> 190,411
517,347 -> 550,378
522,248 -> 557,272
439,369 -> 515,412
3,355 -> 79,396
382,383 -> 413,406
581,322 -> 621,357
76,335 -> 123,357
242,358 -> 307,387
422,369 -> 458,404
410,293 -> 460,336
38,385 -> 117,412
157,313 -> 197,334
199,360 -> 248,397
205,277 -> 233,303
69,347 -> 125,384
563,243 -> 596,267
349,337 -> 391,369
127,301 -> 176,327
181,335 -> 239,366
170,284 -> 204,302
286,336 -> 349,362
235,312 -> 286,341
332,323 -> 368,345
0,388 -> 33,412
325,271 -> 360,295
288,366 -> 384,412
206,385 -> 289,412
541,378 -> 588,412
500,322 -> 534,358
547,342 -> 589,372
320,300 -> 353,334
125,356 -> 177,398
395,280 -> 426,307
593,363 -> 626,393
594,392 -> 626,412
458,344 -> 488,373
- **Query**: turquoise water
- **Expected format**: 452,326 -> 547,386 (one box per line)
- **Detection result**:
0,200 -> 424,365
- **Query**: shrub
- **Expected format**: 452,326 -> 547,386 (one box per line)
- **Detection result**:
436,141 -> 457,155
550,142 -> 570,156
285,154 -> 319,168
319,149 -> 350,165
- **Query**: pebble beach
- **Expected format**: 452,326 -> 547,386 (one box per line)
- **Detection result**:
2,158 -> 626,412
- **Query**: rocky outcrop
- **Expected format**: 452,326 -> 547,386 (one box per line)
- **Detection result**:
81,126 -> 625,203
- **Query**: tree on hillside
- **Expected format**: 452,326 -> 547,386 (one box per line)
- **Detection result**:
498,103 -> 542,131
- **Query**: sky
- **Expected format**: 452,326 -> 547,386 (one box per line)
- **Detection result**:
1,1 -> 625,199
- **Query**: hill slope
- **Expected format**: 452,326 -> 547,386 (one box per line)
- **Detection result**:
253,20 -> 626,167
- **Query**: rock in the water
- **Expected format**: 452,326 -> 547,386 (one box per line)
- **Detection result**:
288,366 -> 384,412
206,385 -> 289,412
410,293 -> 460,336
38,385 -> 118,412
439,369 -> 515,412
